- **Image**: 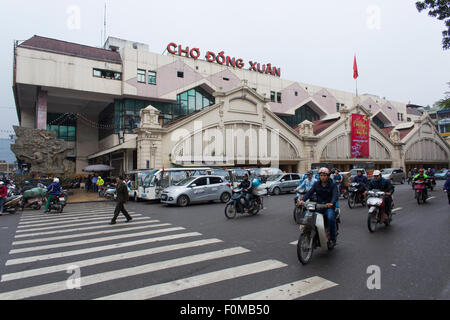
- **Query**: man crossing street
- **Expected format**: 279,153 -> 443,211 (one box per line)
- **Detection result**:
110,176 -> 133,225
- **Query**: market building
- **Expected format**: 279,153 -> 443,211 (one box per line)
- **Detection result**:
11,35 -> 450,176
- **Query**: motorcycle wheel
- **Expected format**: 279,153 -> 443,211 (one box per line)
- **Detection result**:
297,231 -> 314,265
293,206 -> 303,224
249,203 -> 260,216
367,212 -> 377,233
417,193 -> 422,205
33,204 -> 41,211
348,194 -> 356,209
224,203 -> 237,220
343,191 -> 349,200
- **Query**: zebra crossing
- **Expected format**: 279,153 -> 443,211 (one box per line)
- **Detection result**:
0,203 -> 338,300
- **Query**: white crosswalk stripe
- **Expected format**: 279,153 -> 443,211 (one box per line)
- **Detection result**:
0,203 -> 338,300
232,277 -> 338,300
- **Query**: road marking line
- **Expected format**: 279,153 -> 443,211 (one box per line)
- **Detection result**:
96,260 -> 287,300
1,239 -> 223,282
17,213 -> 139,229
427,196 -> 436,200
14,219 -> 158,238
20,209 -> 116,220
232,276 -> 338,300
18,212 -> 138,226
392,207 -> 403,213
15,217 -> 146,234
9,227 -> 186,254
0,247 -> 250,300
290,241 -> 298,246
12,223 -> 172,246
6,232 -> 202,266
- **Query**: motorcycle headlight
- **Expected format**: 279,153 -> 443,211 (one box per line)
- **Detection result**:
367,198 -> 382,206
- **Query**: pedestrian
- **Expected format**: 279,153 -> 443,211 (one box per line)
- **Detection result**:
0,182 -> 7,216
444,175 -> 450,206
86,175 -> 92,193
92,175 -> 98,193
110,176 -> 132,225
96,176 -> 105,197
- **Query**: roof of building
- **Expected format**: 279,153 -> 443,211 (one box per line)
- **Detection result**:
406,107 -> 423,116
312,119 -> 340,135
19,35 -> 122,64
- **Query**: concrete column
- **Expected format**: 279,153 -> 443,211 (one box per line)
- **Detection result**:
36,89 -> 48,130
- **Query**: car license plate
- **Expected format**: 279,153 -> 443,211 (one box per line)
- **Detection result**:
59,198 -> 65,202
141,194 -> 147,198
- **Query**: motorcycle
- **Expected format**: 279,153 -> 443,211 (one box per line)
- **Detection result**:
340,185 -> 349,200
348,183 -> 366,209
47,192 -> 66,214
366,190 -> 394,233
413,180 -> 428,205
2,195 -> 23,214
429,176 -> 436,191
293,189 -> 307,224
296,202 -> 341,265
21,197 -> 43,211
225,187 -> 266,219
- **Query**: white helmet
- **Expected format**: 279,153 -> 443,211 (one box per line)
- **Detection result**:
318,167 -> 330,176
373,170 -> 381,176
54,178 -> 60,183
0,182 -> 4,186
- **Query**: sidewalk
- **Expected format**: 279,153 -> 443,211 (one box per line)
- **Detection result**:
67,189 -> 109,204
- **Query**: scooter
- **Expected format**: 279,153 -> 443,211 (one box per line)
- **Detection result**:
366,190 -> 394,232
224,187 -> 266,219
348,183 -> 367,209
293,189 -> 307,224
2,195 -> 23,215
47,193 -> 66,214
413,180 -> 428,205
21,197 -> 43,211
296,202 -> 341,265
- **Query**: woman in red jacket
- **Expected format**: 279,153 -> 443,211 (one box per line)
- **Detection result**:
0,181 -> 8,216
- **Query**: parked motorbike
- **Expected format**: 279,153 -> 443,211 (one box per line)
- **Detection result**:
21,197 -> 43,211
101,184 -> 116,200
47,193 -> 66,213
296,202 -> 341,265
413,180 -> 428,205
348,183 -> 366,209
366,190 -> 394,232
225,187 -> 266,219
2,195 -> 23,214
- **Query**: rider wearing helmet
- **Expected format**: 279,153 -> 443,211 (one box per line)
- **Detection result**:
45,178 -> 62,213
238,174 -> 253,213
299,167 -> 339,249
366,170 -> 395,219
412,168 -> 429,197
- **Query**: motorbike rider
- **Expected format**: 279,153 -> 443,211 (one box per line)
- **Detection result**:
44,178 -> 62,213
351,169 -> 369,201
444,175 -> 450,206
295,171 -> 316,203
238,174 -> 253,213
412,168 -> 430,196
365,170 -> 395,220
0,181 -> 7,216
298,167 -> 339,249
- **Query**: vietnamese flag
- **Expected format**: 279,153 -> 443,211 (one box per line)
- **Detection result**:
353,55 -> 359,80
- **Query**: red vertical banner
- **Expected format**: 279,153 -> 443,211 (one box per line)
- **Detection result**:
351,114 -> 370,158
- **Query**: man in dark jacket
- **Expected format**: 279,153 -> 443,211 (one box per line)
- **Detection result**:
111,176 -> 132,225
238,174 -> 252,212
299,167 -> 339,249
444,175 -> 450,205
366,170 -> 395,220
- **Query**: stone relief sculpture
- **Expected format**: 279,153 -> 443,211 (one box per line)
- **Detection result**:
11,126 -> 75,175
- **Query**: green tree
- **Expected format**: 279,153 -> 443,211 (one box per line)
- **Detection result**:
434,82 -> 450,110
416,0 -> 450,50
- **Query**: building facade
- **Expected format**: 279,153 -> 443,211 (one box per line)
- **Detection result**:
12,35 -> 450,175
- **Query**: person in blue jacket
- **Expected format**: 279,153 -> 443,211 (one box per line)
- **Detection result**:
444,175 -> 450,205
45,178 -> 62,213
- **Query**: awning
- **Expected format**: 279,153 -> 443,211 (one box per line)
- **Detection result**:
88,139 -> 136,160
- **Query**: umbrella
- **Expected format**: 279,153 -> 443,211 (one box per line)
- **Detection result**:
82,165 -> 114,172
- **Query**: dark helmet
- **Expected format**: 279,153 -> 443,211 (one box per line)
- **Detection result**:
306,171 -> 313,175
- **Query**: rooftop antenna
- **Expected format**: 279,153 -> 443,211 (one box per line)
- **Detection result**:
102,1 -> 107,47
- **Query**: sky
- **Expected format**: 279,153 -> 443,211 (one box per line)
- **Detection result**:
0,0 -> 449,139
